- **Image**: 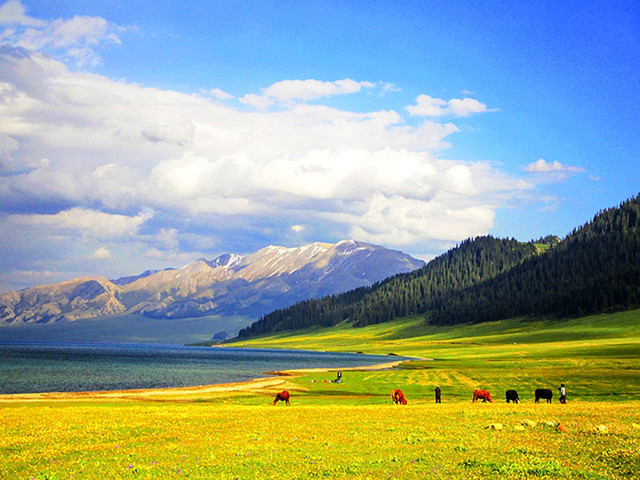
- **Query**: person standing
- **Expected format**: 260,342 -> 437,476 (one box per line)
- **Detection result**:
559,383 -> 566,404
435,385 -> 441,403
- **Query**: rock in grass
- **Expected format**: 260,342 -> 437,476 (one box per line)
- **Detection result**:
595,424 -> 608,433
513,425 -> 526,431
521,419 -> 537,428
485,423 -> 503,431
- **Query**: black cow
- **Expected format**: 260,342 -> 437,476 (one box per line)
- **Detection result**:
506,389 -> 519,403
535,388 -> 553,403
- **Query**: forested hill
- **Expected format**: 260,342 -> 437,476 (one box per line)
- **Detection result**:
238,194 -> 640,338
238,236 -> 549,337
430,193 -> 640,324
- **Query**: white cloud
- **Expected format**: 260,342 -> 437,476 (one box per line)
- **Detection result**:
91,246 -> 112,259
447,97 -> 489,116
523,159 -> 586,183
1,0 -> 124,67
238,79 -> 376,109
0,34 -> 535,291
239,93 -> 274,109
524,158 -> 586,174
328,194 -> 497,246
380,82 -> 401,94
208,88 -> 234,101
0,0 -> 45,27
406,94 -> 447,116
406,94 -> 492,117
8,208 -> 153,239
263,78 -> 374,103
141,120 -> 196,146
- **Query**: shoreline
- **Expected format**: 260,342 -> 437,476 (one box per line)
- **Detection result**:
0,358 -> 414,403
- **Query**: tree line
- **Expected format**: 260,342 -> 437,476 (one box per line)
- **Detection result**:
430,194 -> 640,324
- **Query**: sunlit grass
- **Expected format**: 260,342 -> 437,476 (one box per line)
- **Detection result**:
231,309 -> 640,402
2,309 -> 639,479
1,402 -> 639,479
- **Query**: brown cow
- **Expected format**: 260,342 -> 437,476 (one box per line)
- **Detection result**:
273,390 -> 290,406
473,389 -> 493,403
391,389 -> 407,405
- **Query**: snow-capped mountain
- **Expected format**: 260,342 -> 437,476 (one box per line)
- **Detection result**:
0,240 -> 424,325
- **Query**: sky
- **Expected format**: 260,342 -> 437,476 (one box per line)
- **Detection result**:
0,0 -> 639,293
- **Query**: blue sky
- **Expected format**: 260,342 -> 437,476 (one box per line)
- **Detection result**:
0,0 -> 638,292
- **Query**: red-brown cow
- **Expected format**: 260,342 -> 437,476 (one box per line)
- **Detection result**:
391,389 -> 408,405
473,389 -> 493,403
273,390 -> 290,406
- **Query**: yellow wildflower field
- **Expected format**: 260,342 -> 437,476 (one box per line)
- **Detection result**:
1,400 -> 639,479
2,310 -> 640,479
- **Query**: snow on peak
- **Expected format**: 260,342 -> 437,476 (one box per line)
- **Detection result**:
211,253 -> 244,268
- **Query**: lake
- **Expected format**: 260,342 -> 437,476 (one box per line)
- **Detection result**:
0,342 -> 396,394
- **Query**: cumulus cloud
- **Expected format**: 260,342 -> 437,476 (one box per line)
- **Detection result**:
7,208 -> 153,239
208,88 -> 234,101
240,78 -> 376,109
0,0 -> 45,27
91,246 -> 112,259
141,120 -> 196,146
0,14 -> 534,291
523,159 -> 586,182
407,94 -> 492,117
327,194 -> 497,246
524,158 -> 586,174
0,0 -> 124,67
263,78 -> 374,102
239,92 -> 275,109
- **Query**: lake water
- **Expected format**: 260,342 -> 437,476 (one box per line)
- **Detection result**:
0,342 -> 396,394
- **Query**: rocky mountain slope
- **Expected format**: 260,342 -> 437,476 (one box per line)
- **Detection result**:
0,240 -> 424,325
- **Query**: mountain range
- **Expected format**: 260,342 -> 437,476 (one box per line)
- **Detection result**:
0,240 -> 424,327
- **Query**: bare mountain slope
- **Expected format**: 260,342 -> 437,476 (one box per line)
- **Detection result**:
0,240 -> 424,325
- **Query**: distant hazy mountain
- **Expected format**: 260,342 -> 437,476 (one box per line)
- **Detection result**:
0,240 -> 424,325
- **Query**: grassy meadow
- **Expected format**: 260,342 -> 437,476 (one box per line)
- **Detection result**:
2,309 -> 640,479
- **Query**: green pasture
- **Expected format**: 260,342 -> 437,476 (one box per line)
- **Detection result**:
231,309 -> 640,404
2,309 -> 640,479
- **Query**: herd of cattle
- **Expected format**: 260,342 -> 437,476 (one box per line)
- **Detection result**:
472,388 -> 555,404
273,387 -> 558,405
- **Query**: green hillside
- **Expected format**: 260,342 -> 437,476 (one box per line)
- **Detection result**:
432,194 -> 640,324
239,236 -> 542,336
231,308 -> 640,403
239,194 -> 640,337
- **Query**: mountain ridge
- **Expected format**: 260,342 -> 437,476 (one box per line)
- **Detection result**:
0,240 -> 424,325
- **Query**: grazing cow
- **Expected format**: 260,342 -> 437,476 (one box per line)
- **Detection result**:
472,389 -> 493,403
391,389 -> 408,405
535,388 -> 553,403
273,390 -> 290,406
506,389 -> 519,403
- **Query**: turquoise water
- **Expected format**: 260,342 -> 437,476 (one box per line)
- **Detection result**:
0,342 -> 394,394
